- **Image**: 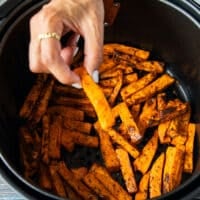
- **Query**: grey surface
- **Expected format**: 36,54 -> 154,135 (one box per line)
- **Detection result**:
0,174 -> 26,200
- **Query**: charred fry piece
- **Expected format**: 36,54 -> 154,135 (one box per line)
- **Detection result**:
134,130 -> 158,174
163,145 -> 185,193
107,129 -> 140,158
38,163 -> 52,190
108,70 -> 123,106
94,122 -> 120,172
47,106 -> 84,121
158,121 -> 171,144
41,114 -> 50,164
135,172 -> 150,200
76,67 -> 115,130
48,116 -> 62,159
184,123 -> 196,173
103,43 -> 150,60
49,165 -> 67,197
63,119 -> 92,135
116,102 -> 142,143
126,74 -> 175,105
149,153 -> 165,199
53,84 -> 86,98
19,74 -> 48,119
134,61 -> 164,73
62,130 -> 99,148
58,161 -> 98,200
90,164 -> 132,200
116,147 -> 137,193
83,171 -> 116,200
120,73 -> 157,100
29,76 -> 55,124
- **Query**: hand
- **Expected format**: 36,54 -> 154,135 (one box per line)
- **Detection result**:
29,0 -> 104,85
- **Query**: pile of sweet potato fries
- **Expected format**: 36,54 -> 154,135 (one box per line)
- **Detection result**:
18,43 -> 196,200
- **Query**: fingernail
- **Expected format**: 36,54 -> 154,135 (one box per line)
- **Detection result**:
71,82 -> 82,89
73,47 -> 79,57
92,70 -> 99,83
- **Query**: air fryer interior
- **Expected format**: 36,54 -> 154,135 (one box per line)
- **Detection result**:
0,0 -> 200,199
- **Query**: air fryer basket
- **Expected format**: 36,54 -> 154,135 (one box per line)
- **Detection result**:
0,0 -> 200,199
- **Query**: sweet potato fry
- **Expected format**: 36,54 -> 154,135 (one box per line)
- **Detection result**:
63,119 -> 92,135
123,73 -> 138,85
107,128 -> 140,159
126,73 -> 175,105
134,130 -> 158,174
19,74 -> 48,119
58,161 -> 98,200
83,171 -> 116,200
47,105 -> 84,121
99,57 -> 116,74
99,76 -> 119,87
41,114 -> 50,164
184,123 -> 196,173
94,122 -> 120,172
53,84 -> 86,98
38,163 -> 52,190
61,131 -> 75,152
135,172 -> 150,200
149,153 -> 165,199
48,116 -> 62,159
134,61 -> 164,73
120,73 -> 157,100
62,130 -> 99,148
90,164 -> 132,200
71,167 -> 88,180
115,102 -> 142,143
100,86 -> 113,98
29,76 -> 55,124
49,165 -> 67,197
108,70 -> 123,106
63,183 -> 82,200
100,68 -> 122,79
76,67 -> 115,130
163,145 -> 185,193
158,121 -> 171,144
116,147 -> 137,193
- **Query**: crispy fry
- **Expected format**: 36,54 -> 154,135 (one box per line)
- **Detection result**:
61,131 -> 75,152
76,67 -> 115,130
48,116 -> 62,159
135,172 -> 150,200
123,73 -> 138,85
63,183 -> 82,200
94,122 -> 120,172
49,165 -> 67,197
171,135 -> 187,146
126,74 -> 175,105
90,164 -> 132,200
99,57 -> 117,74
38,163 -> 52,190
99,76 -> 119,87
63,119 -> 92,134
100,68 -> 122,79
58,161 -> 98,200
120,73 -> 157,100
163,145 -> 185,193
71,167 -> 88,180
83,171 -> 116,200
116,147 -> 137,193
130,104 -> 141,121
41,114 -> 50,164
134,130 -> 158,174
100,86 -> 113,98
47,105 -> 84,121
19,74 -> 48,119
149,153 -> 165,199
53,84 -> 86,98
29,76 -> 55,124
158,121 -> 171,144
107,129 -> 140,159
134,61 -> 164,73
184,123 -> 196,173
108,70 -> 123,106
115,102 -> 142,143
62,130 -> 99,148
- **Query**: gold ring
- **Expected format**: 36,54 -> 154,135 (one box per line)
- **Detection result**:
38,32 -> 61,41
